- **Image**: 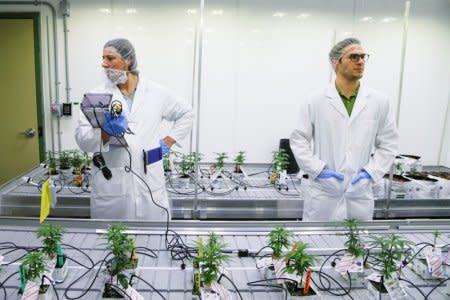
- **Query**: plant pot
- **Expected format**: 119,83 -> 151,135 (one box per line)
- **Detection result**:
200,288 -> 220,300
58,167 -> 72,178
52,257 -> 68,283
337,255 -> 370,286
264,264 -> 277,280
411,258 -> 434,280
19,283 -> 56,300
178,176 -> 191,189
37,284 -> 56,300
284,281 -> 320,299
367,280 -> 390,300
405,174 -> 440,199
259,257 -> 285,284
102,282 -> 124,298
447,280 -> 450,295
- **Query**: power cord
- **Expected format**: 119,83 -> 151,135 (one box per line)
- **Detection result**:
217,273 -> 244,300
128,274 -> 167,299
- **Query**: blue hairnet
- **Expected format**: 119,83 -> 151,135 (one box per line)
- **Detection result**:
104,38 -> 138,74
329,37 -> 361,68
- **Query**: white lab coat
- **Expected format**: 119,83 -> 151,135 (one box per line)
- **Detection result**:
75,76 -> 194,221
290,83 -> 398,221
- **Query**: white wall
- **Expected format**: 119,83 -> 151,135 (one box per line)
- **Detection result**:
1,0 -> 449,165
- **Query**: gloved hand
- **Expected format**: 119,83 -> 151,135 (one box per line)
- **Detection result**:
102,112 -> 128,136
351,169 -> 371,185
159,139 -> 170,156
318,168 -> 344,181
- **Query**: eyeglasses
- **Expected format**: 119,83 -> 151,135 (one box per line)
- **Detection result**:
347,53 -> 370,62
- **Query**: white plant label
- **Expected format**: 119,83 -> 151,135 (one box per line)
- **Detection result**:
0,254 -> 3,265
385,275 -> 408,300
43,257 -> 56,285
335,253 -> 354,275
274,259 -> 286,279
426,248 -> 443,277
124,286 -> 143,300
349,256 -> 364,273
21,281 -> 39,300
211,282 -> 232,300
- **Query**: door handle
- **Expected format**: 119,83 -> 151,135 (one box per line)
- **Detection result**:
19,128 -> 36,137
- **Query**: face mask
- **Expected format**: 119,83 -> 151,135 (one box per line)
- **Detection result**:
104,68 -> 128,85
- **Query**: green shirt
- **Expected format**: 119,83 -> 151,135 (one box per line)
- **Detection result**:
336,83 -> 360,116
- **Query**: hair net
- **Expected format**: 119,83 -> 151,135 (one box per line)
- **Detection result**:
329,37 -> 361,70
104,38 -> 138,74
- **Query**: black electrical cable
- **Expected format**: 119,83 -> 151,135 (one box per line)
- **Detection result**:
312,270 -> 353,298
315,248 -> 356,297
165,173 -> 204,195
424,277 -> 449,300
60,243 -> 95,267
107,283 -> 133,300
0,270 -> 19,300
252,245 -> 273,259
134,246 -> 158,258
1,246 -> 41,265
247,278 -> 288,300
66,180 -> 89,194
64,253 -> 111,300
398,277 -> 426,299
248,276 -> 299,300
128,274 -> 167,299
401,242 -> 434,268
42,274 -> 60,300
64,256 -> 93,270
121,149 -> 194,267
217,273 -> 244,300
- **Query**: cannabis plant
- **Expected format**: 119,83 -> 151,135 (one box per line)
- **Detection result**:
432,230 -> 441,248
194,232 -> 230,288
282,242 -> 317,288
369,234 -> 412,281
272,149 -> 289,172
21,251 -> 47,282
104,223 -> 133,289
46,151 -> 57,175
177,152 -> 202,177
340,219 -> 365,258
268,227 -> 293,259
37,223 -> 65,258
83,152 -> 92,169
70,150 -> 84,171
214,152 -> 229,170
58,150 -> 71,170
233,151 -> 246,173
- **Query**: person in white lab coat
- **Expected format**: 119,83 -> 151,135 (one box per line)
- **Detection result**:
75,38 -> 194,221
290,38 -> 398,221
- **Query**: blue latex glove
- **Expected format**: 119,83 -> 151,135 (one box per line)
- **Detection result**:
102,112 -> 128,136
159,139 -> 170,156
351,170 -> 371,185
318,168 -> 344,181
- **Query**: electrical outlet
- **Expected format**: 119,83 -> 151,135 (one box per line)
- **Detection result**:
51,104 -> 62,116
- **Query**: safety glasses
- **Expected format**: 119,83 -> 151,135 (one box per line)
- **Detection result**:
347,53 -> 370,62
